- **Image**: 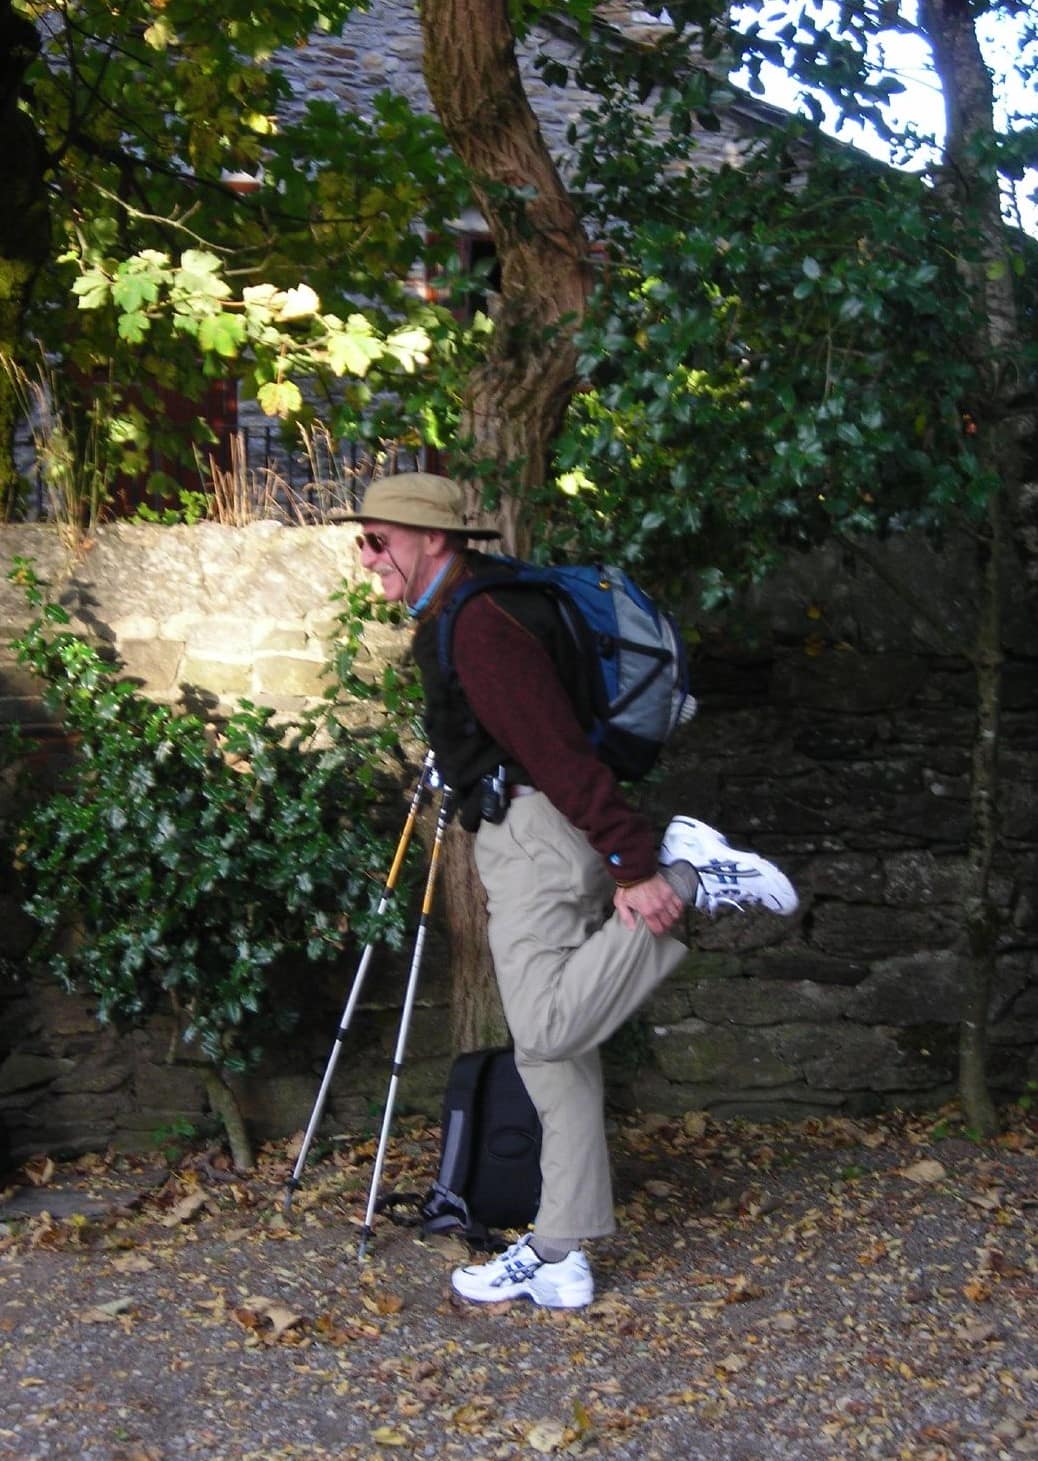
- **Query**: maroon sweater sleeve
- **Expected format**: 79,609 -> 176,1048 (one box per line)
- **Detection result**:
451,592 -> 659,884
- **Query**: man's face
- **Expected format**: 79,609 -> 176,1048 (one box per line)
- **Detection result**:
357,520 -> 433,604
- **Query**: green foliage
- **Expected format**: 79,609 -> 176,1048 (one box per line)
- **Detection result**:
150,1115 -> 200,1163
70,247 -> 443,427
8,1 -> 479,500
549,105 -> 1006,599
7,556 -> 412,1076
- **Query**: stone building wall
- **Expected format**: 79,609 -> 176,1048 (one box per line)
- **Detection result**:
275,4 -> 778,185
0,523 -> 1035,1161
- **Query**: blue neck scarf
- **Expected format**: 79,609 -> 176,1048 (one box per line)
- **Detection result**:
407,554 -> 457,618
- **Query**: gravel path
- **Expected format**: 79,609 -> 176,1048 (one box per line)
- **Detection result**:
1,1106 -> 1036,1460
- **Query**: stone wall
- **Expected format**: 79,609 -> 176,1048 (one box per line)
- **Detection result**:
1,523 -> 1036,1161
275,4 -> 780,186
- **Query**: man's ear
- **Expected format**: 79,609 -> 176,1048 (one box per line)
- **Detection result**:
425,529 -> 451,556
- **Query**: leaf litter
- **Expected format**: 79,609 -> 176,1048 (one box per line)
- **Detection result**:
0,1104 -> 1035,1459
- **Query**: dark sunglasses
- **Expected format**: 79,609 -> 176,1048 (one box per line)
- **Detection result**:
356,531 -> 389,554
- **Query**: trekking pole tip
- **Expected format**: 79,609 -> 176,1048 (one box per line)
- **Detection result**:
358,1227 -> 374,1262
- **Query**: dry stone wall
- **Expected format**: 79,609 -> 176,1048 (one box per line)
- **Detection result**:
1,523 -> 1036,1161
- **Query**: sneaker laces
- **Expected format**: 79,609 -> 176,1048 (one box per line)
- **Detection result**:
697,883 -> 779,915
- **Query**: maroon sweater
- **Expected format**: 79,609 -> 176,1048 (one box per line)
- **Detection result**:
451,590 -> 659,885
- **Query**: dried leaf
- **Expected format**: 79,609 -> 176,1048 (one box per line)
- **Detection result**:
966,1189 -> 1004,1212
371,1425 -> 410,1447
901,1159 -> 946,1184
79,1296 -> 135,1323
236,1295 -> 304,1341
726,1275 -> 764,1303
160,1192 -> 208,1227
362,1291 -> 404,1316
956,1319 -> 998,1343
22,1156 -> 55,1188
111,1253 -> 155,1274
527,1418 -> 568,1453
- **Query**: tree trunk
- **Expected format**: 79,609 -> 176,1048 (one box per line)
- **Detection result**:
0,4 -> 51,516
201,1067 -> 256,1171
959,506 -> 1001,1135
420,0 -> 591,1048
921,0 -> 1029,1133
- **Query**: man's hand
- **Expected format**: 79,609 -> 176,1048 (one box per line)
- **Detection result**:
613,873 -> 685,936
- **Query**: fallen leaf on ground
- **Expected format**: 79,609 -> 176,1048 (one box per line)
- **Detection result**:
901,1159 -> 946,1184
111,1253 -> 155,1274
370,1425 -> 410,1447
160,1192 -> 208,1226
527,1418 -> 568,1453
78,1296 -> 135,1323
21,1157 -> 55,1187
234,1295 -> 304,1341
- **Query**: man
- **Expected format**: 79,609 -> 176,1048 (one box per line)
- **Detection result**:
345,471 -> 797,1309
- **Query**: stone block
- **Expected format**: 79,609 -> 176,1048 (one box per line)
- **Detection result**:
51,1049 -> 132,1096
884,793 -> 971,842
131,1061 -> 208,1111
253,625 -> 309,653
28,984 -> 98,1038
253,652 -> 328,698
690,978 -> 848,1027
184,617 -> 254,656
745,949 -> 870,986
884,851 -> 968,907
0,1053 -> 74,1094
799,852 -> 884,902
810,904 -> 956,961
179,655 -> 251,697
0,661 -> 48,698
35,1091 -> 121,1127
235,1074 -> 328,1138
666,950 -> 743,984
0,696 -> 58,726
1003,783 -> 1038,841
772,1022 -> 955,1091
774,654 -> 928,713
652,1021 -> 796,1088
110,614 -> 159,641
643,983 -> 696,1023
845,951 -> 966,1026
116,638 -> 183,692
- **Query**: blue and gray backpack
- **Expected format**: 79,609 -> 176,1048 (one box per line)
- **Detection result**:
437,556 -> 696,782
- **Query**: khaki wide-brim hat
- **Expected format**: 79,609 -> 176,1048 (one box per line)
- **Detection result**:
338,472 -> 501,539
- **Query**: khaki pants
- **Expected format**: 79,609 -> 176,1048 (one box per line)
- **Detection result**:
474,793 -> 686,1239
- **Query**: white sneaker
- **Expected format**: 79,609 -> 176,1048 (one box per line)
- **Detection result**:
660,816 -> 798,917
451,1235 -> 594,1309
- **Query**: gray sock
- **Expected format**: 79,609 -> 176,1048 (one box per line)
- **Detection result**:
530,1237 -> 581,1263
660,859 -> 700,905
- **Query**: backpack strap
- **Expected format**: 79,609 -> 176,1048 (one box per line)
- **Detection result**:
417,1048 -> 498,1241
435,560 -> 521,680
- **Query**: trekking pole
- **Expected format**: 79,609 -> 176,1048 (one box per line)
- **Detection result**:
282,749 -> 438,1215
358,778 -> 455,1260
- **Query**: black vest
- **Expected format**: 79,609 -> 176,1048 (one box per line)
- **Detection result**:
411,556 -> 587,831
